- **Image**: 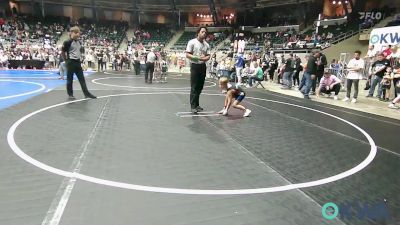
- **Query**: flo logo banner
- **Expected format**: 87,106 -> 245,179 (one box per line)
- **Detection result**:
321,200 -> 391,221
369,26 -> 400,50
359,12 -> 383,20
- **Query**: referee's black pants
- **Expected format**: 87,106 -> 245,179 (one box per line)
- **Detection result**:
66,59 -> 91,97
190,63 -> 206,109
145,62 -> 155,83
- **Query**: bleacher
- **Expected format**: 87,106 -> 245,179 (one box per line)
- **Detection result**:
138,24 -> 173,48
219,32 -> 286,52
1,15 -> 68,48
171,32 -> 196,51
79,18 -> 128,52
171,31 -> 226,51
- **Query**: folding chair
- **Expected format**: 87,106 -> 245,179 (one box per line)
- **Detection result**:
254,76 -> 266,89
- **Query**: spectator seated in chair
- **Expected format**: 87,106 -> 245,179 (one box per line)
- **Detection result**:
247,62 -> 264,88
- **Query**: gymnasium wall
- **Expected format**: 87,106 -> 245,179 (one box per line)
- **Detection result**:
15,2 -> 173,25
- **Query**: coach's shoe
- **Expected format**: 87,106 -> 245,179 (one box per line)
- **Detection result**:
196,106 -> 204,112
243,109 -> 251,117
191,108 -> 198,114
68,95 -> 76,100
85,94 -> 97,99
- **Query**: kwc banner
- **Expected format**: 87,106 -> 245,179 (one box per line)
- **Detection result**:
369,26 -> 400,50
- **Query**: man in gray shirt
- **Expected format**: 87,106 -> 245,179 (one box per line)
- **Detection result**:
185,27 -> 210,114
62,26 -> 96,100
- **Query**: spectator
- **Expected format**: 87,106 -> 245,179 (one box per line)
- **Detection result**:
316,72 -> 342,100
367,53 -> 391,99
247,62 -> 264,87
311,51 -> 327,95
282,53 -> 295,89
299,52 -> 317,99
392,56 -> 400,98
382,45 -> 392,59
343,50 -> 364,103
381,67 -> 393,101
293,55 -> 302,87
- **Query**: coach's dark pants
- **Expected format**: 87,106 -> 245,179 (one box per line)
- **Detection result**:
145,62 -> 155,82
134,60 -> 140,75
190,63 -> 207,109
66,59 -> 91,97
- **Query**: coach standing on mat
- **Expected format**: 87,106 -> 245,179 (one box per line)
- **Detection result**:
145,48 -> 157,84
62,26 -> 96,100
185,27 -> 210,114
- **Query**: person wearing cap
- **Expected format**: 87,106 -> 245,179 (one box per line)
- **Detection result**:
185,26 -> 211,114
145,47 -> 157,83
316,71 -> 342,100
61,26 -> 96,100
299,51 -> 318,99
366,53 -> 390,98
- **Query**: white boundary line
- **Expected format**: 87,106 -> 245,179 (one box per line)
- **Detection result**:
103,71 -> 183,77
176,111 -> 216,115
103,71 -> 135,76
91,77 -> 216,90
0,80 -> 46,100
0,72 -> 56,75
41,98 -> 110,225
0,72 -> 92,80
260,90 -> 400,126
246,100 -> 400,158
7,92 -> 377,195
179,113 -> 221,118
0,77 -> 60,80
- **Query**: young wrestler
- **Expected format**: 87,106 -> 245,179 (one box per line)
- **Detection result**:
381,66 -> 393,101
160,57 -> 168,83
218,77 -> 252,117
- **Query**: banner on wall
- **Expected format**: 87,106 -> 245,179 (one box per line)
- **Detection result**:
369,26 -> 400,50
359,11 -> 384,20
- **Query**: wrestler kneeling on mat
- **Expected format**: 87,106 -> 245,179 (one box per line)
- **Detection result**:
218,77 -> 252,117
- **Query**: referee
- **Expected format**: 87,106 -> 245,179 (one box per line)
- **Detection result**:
62,26 -> 96,100
185,27 -> 210,114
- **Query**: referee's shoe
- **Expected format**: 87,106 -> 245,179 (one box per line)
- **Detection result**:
85,93 -> 97,99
